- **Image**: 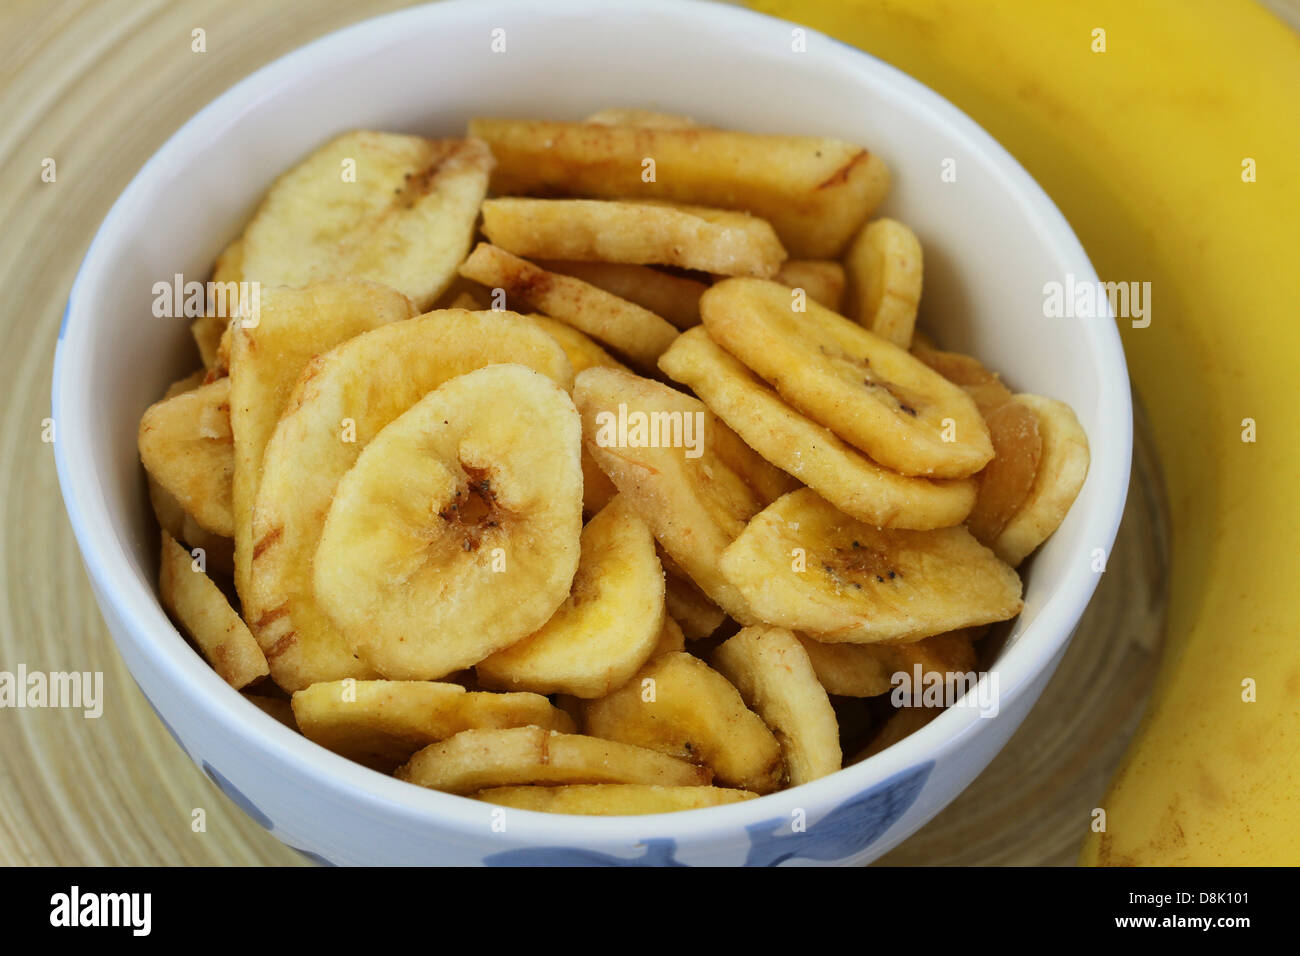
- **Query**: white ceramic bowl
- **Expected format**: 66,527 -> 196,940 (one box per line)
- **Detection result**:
52,0 -> 1131,865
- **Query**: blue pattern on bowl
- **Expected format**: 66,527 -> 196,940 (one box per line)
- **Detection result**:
483,762 -> 932,867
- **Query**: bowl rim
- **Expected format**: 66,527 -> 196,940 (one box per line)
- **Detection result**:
52,0 -> 1132,850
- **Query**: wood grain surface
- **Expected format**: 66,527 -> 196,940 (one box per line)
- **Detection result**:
7,0 -> 1281,866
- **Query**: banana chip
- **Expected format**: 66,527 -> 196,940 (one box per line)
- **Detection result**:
991,395 -> 1090,567
912,340 -> 1015,414
719,488 -> 1023,643
240,132 -> 492,310
313,365 -> 584,680
138,378 -> 234,538
650,612 -> 688,657
774,259 -> 846,312
797,629 -> 978,698
659,328 -> 976,529
476,495 -> 666,698
246,309 -> 572,690
291,680 -> 574,771
229,280 -> 416,598
714,626 -> 842,785
192,235 -> 244,372
852,706 -> 941,764
968,399 -> 1043,544
468,118 -> 889,258
844,218 -> 923,348
396,726 -> 710,793
523,312 -> 629,374
475,784 -> 756,815
581,651 -> 783,793
535,260 -> 706,330
661,551 -> 727,640
480,198 -> 786,278
159,531 -> 268,689
574,366 -> 795,623
702,278 -> 992,478
459,243 -> 678,373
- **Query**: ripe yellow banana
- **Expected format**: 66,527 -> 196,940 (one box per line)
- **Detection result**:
750,0 -> 1300,863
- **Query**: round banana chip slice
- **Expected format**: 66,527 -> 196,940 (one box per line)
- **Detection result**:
701,278 -> 992,478
476,495 -> 666,698
395,726 -> 710,794
844,218 -> 923,348
713,626 -> 842,785
313,364 -> 584,680
247,310 -> 574,691
991,394 -> 1090,567
474,784 -> 756,816
718,488 -> 1023,643
573,366 -> 796,623
138,377 -> 234,538
659,328 -> 976,529
580,651 -> 784,793
290,680 -> 574,771
240,132 -> 492,311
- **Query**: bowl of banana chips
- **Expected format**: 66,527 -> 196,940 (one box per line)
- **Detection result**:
52,0 -> 1130,865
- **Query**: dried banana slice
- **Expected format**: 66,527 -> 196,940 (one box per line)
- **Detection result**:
844,218 -> 923,347
797,629 -> 978,698
650,612 -> 687,657
523,312 -> 629,374
459,243 -> 678,373
851,706 -> 941,764
659,328 -> 976,529
159,531 -> 268,689
991,395 -> 1090,566
229,280 -> 416,598
467,118 -> 889,258
474,784 -> 757,815
192,235 -> 244,372
909,342 -> 1046,544
774,259 -> 846,312
912,340 -> 1014,414
480,198 -> 786,278
661,549 -> 726,640
396,726 -> 710,793
581,448 -> 619,516
138,377 -> 234,538
535,260 -> 706,330
702,278 -> 992,478
240,132 -> 492,310
476,495 -> 666,698
313,364 -> 584,680
581,651 -> 783,793
573,366 -> 794,623
967,399 -> 1043,544
290,680 -> 574,771
718,488 -> 1023,643
246,309 -> 573,691
713,626 -> 842,785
